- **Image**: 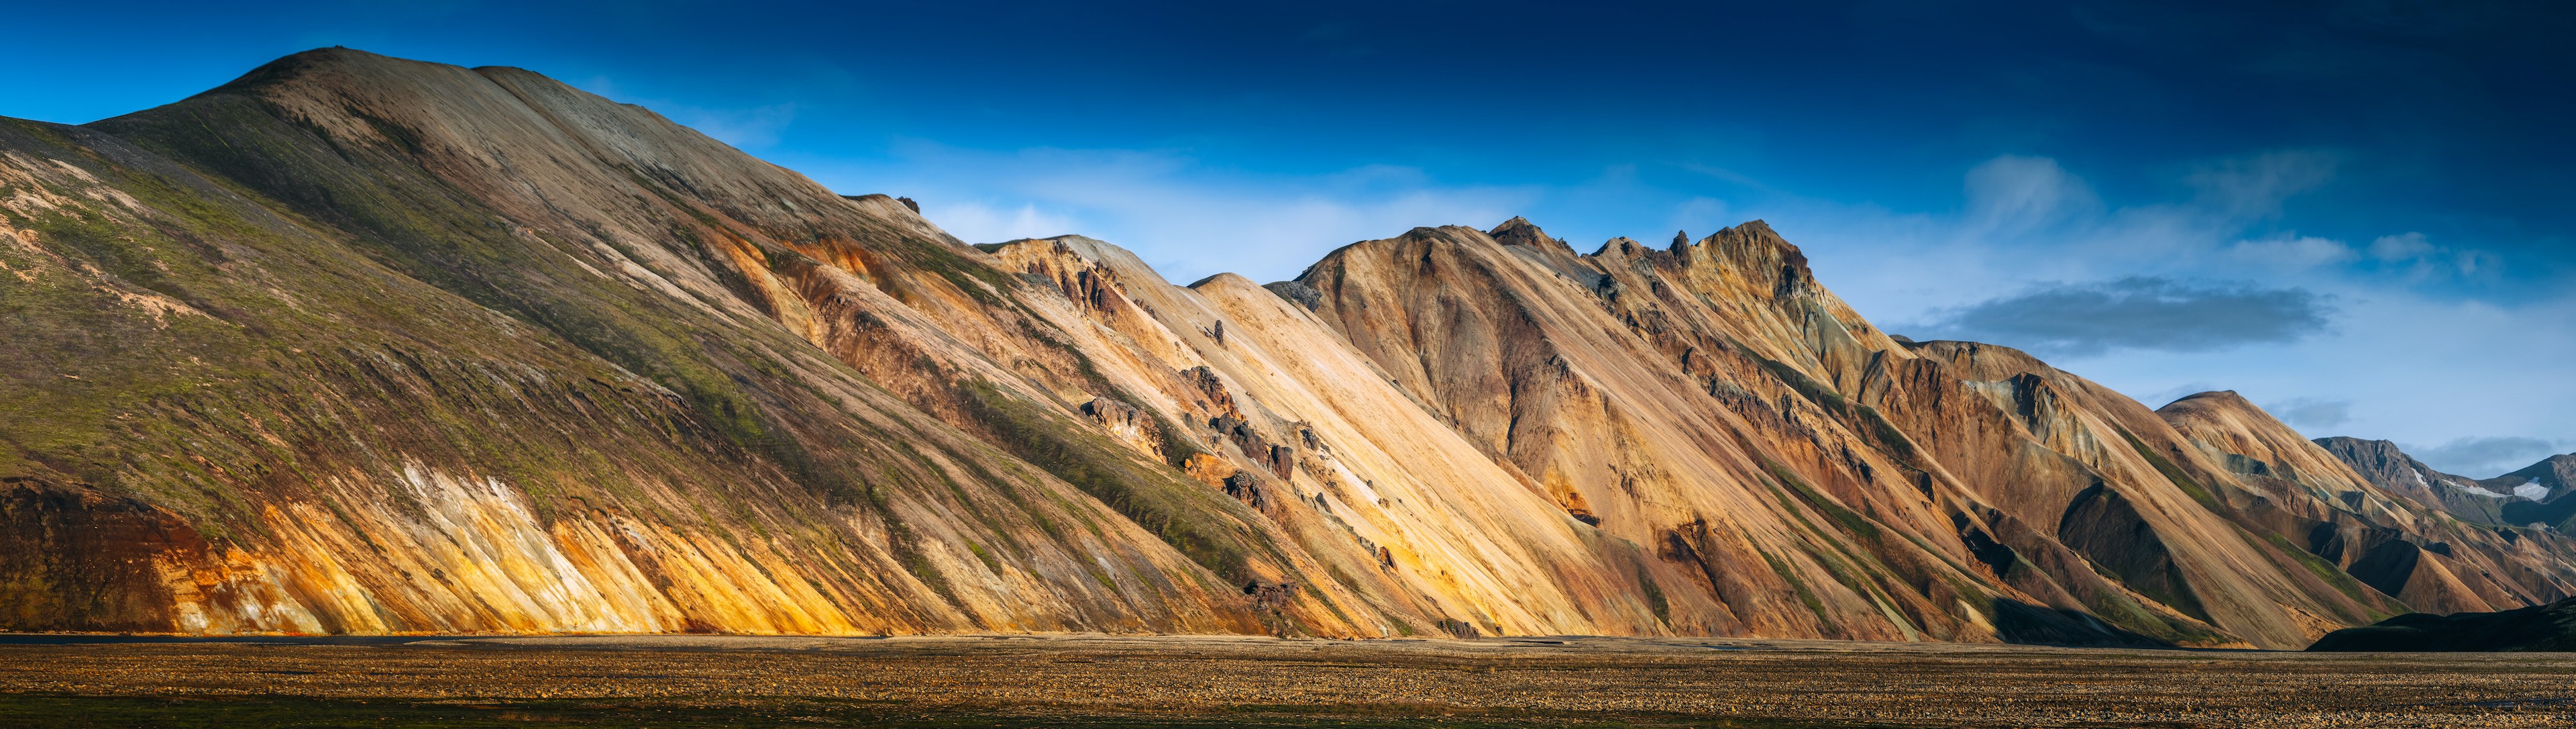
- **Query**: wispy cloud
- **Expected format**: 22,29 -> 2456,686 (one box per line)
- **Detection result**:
662,103 -> 798,148
1964,155 -> 2100,239
2267,397 -> 2352,432
2224,234 -> 2357,271
576,76 -> 798,148
2363,231 -> 2508,282
2182,150 -> 2339,219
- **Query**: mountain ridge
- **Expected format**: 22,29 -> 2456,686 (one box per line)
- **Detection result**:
3,48 -> 2571,647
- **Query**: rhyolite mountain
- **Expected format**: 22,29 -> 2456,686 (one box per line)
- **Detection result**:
2318,438 -> 2576,534
3,49 -> 2572,648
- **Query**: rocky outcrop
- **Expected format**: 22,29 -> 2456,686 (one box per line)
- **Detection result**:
3,48 -> 2572,646
2316,437 -> 2576,541
2314,436 -> 2529,524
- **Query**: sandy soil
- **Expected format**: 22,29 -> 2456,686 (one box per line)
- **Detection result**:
1,634 -> 2571,727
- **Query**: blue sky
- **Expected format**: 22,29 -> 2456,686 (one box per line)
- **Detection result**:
5,1 -> 2569,476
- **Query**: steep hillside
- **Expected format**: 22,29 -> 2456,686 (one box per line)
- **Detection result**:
2318,438 -> 2576,533
2,49 -> 1292,635
1285,222 -> 2563,648
2316,436 -> 2518,524
2,49 -> 2569,647
2159,393 -> 2576,616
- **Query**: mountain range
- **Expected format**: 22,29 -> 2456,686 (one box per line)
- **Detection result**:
3,49 -> 2571,648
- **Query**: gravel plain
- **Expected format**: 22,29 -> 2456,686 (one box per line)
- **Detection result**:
0,634 -> 2570,728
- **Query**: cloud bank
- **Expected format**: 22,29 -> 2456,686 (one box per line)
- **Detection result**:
2410,436 -> 2574,479
1908,277 -> 2333,358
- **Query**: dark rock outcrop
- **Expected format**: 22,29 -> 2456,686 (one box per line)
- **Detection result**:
2308,598 -> 2576,652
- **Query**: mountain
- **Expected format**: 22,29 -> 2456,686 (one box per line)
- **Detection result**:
2499,454 -> 2576,509
3,49 -> 2571,647
2316,437 -> 2518,524
2318,438 -> 2576,532
2308,597 -> 2576,652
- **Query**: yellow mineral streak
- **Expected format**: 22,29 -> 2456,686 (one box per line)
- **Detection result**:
161,463 -> 897,635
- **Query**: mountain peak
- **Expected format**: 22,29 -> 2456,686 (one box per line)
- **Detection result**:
1488,216 -> 1566,252
1690,220 -> 1815,298
2157,390 -> 2290,435
196,46 -> 442,99
1588,236 -> 1646,258
2174,389 -> 2247,403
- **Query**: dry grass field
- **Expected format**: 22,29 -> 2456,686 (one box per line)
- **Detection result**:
0,634 -> 2569,728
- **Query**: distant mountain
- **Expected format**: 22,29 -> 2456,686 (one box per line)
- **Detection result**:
2502,454 -> 2576,505
3,48 -> 2572,647
2317,438 -> 2576,530
2315,437 -> 2521,524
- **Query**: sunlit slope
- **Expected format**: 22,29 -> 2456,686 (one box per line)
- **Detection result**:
2,48 -> 1271,634
2,48 -> 2569,646
2152,401 -> 2576,613
1286,221 -> 2575,648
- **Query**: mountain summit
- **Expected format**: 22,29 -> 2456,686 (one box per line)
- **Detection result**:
1,49 -> 2568,646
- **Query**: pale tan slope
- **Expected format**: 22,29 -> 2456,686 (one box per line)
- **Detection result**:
44,48 -> 1283,635
1284,220 -> 2528,648
19,47 -> 2575,644
258,50 -> 1613,638
2159,392 -> 2576,614
983,236 -> 1686,636
1293,224 -> 2157,644
1894,342 -> 2409,646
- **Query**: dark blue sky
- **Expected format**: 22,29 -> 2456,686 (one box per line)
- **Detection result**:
4,1 -> 2570,473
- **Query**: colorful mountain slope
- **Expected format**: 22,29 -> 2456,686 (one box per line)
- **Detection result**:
2,49 -> 2569,647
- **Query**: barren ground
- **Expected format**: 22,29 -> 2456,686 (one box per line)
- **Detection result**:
0,634 -> 2569,727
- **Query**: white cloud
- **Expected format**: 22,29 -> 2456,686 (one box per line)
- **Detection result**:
2226,234 -> 2356,271
2065,291 -> 2576,462
926,201 -> 1082,244
2368,232 -> 2435,260
795,142 -> 1537,283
